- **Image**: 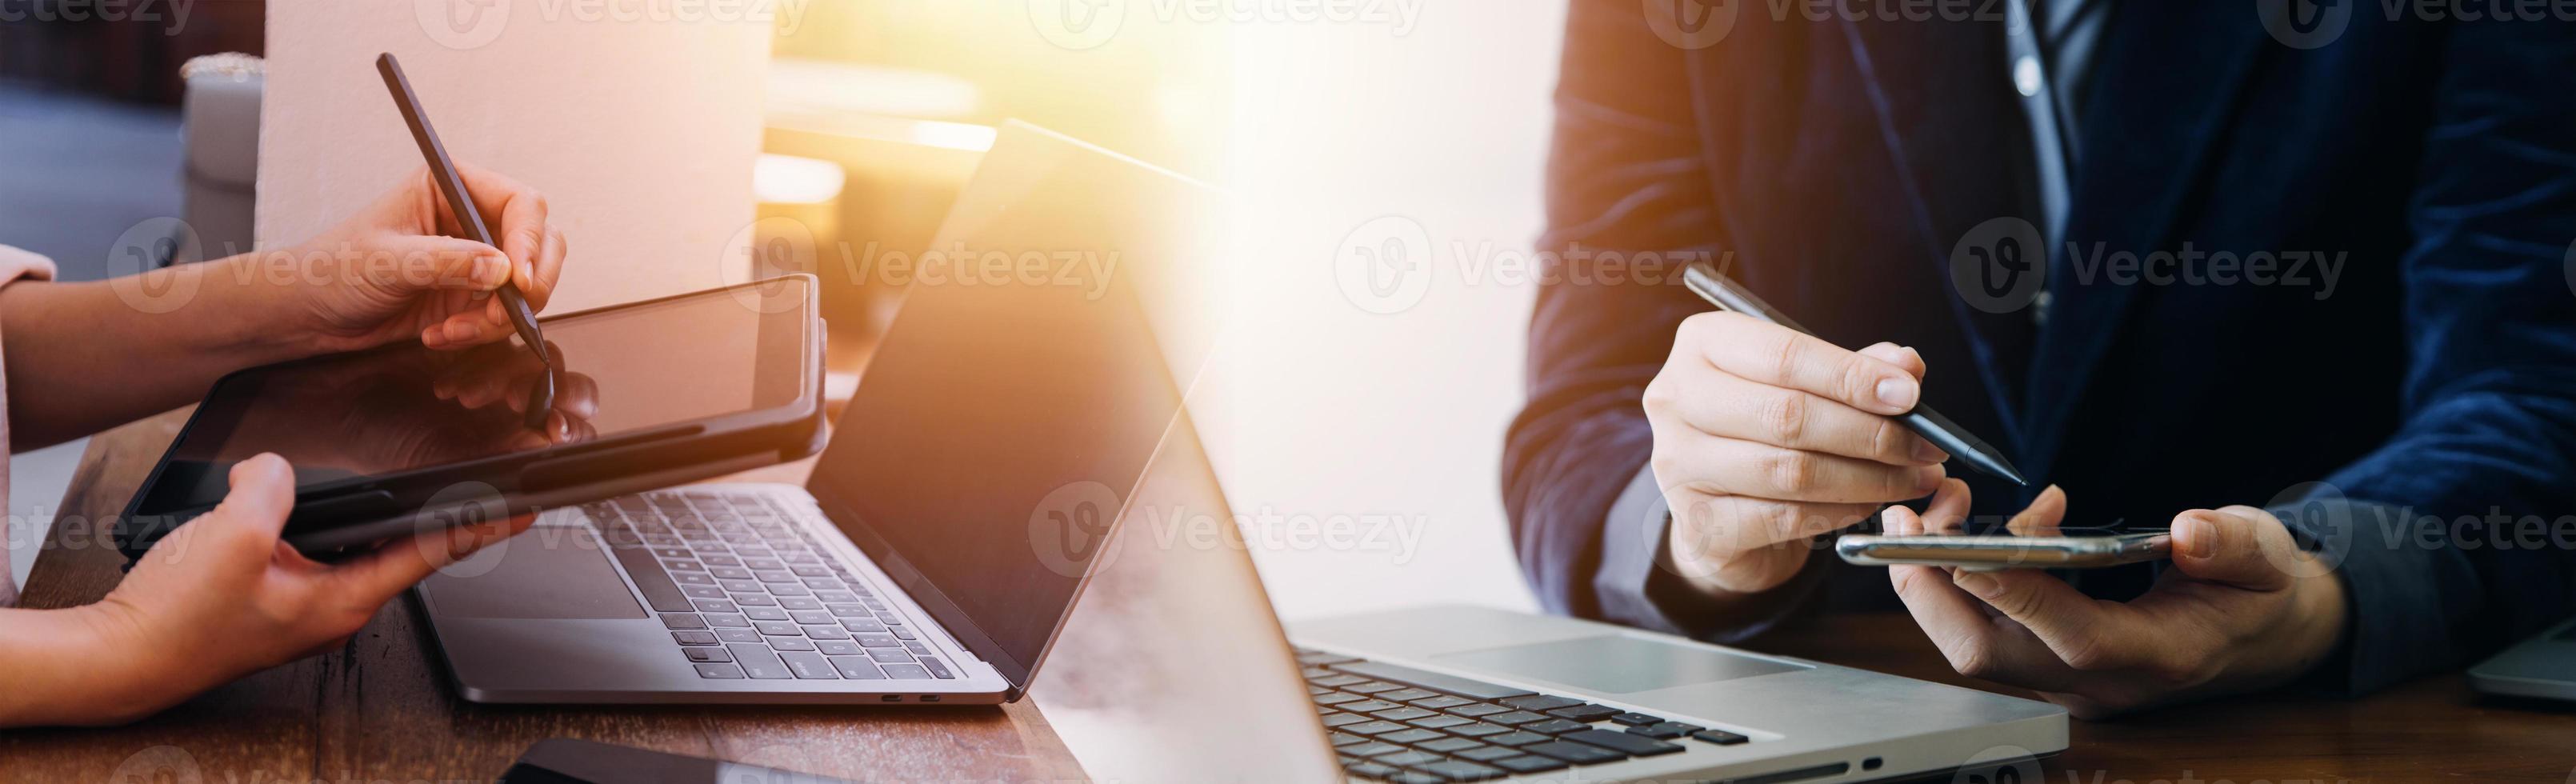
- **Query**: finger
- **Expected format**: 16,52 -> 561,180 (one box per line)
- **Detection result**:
2004,484 -> 2069,536
1682,312 -> 1922,415
1855,342 -> 1927,380
1890,563 -> 2091,692
213,453 -> 298,542
1662,434 -> 1945,503
1949,565 -> 2166,674
556,370 -> 600,419
2169,506 -> 2296,591
521,227 -> 566,310
370,234 -> 513,295
454,163 -> 549,286
1652,362 -> 1946,466
1925,478 -> 1973,531
1670,491 -> 1882,556
330,511 -> 537,604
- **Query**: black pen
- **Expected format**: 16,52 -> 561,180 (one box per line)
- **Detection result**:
1681,262 -> 2029,486
377,53 -> 556,428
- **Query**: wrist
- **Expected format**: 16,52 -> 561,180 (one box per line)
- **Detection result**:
195,250 -> 323,365
0,604 -> 158,727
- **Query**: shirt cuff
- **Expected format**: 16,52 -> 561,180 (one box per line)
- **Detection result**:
1591,466 -> 1826,642
2270,497 -> 2462,696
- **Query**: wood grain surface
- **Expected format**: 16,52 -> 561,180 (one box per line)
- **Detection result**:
3,411 -> 1085,784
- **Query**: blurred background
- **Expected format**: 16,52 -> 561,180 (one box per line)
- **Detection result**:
0,0 -> 1558,618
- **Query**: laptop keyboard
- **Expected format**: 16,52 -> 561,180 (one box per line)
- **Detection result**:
1296,648 -> 1751,782
589,490 -> 956,682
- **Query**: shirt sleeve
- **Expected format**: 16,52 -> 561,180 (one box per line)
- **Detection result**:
0,243 -> 58,607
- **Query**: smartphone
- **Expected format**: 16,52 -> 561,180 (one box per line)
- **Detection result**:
498,738 -> 854,784
1835,527 -> 2171,570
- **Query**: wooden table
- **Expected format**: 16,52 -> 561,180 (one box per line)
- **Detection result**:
11,414 -> 2576,782
4,411 -> 1086,783
1752,614 -> 2576,782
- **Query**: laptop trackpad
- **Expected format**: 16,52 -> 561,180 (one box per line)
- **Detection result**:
422,527 -> 647,619
1434,634 -> 1806,694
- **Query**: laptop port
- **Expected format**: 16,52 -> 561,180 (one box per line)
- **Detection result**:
881,695 -> 902,702
922,695 -> 942,702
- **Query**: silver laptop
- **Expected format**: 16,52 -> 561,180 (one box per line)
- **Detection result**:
1043,399 -> 2071,784
415,121 -> 1226,704
2469,617 -> 2576,702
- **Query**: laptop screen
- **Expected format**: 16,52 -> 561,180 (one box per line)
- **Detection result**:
804,268 -> 1183,690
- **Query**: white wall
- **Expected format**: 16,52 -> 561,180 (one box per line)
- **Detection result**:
1200,4 -> 1567,621
258,0 -> 774,311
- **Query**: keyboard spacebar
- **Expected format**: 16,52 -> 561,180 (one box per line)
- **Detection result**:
609,542 -> 695,613
1330,661 -> 1536,701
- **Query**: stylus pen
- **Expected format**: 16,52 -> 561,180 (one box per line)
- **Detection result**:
374,54 -> 553,373
1680,262 -> 2029,486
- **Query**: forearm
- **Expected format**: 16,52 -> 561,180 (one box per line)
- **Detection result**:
0,257 -> 304,447
0,606 -> 149,727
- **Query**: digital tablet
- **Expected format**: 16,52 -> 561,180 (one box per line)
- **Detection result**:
117,275 -> 826,558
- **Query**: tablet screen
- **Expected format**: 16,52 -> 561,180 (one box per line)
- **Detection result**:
132,280 -> 809,514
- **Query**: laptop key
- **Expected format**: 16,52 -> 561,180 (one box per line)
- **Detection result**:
610,542 -> 698,612
1315,692 -> 1366,706
778,651 -> 839,679
1375,688 -> 1442,702
1367,750 -> 1444,768
1374,729 -> 1445,745
1519,740 -> 1626,765
670,631 -> 719,646
1608,712 -> 1663,726
1498,694 -> 1584,712
745,606 -> 790,622
683,647 -> 733,663
789,610 -> 835,625
694,663 -> 746,679
1370,707 -> 1438,722
1490,755 -> 1572,774
728,645 -> 794,679
1321,713 -> 1374,729
866,648 -> 914,663
1482,710 -> 1547,726
855,634 -> 902,648
703,614 -> 751,628
1482,731 -> 1551,747
671,573 -> 718,586
1406,714 -> 1472,730
1518,719 -> 1593,735
720,579 -> 766,594
1338,700 -> 1402,714
778,597 -> 825,610
1343,762 -> 1399,779
1413,737 -> 1483,754
816,640 -> 864,656
731,593 -> 778,606
665,559 -> 706,571
1342,721 -> 1409,736
1331,661 -> 1536,702
1418,760 -> 1506,782
1309,674 -> 1366,688
1329,732 -> 1368,747
1444,702 -> 1510,718
1342,681 -> 1402,694
716,629 -> 763,643
879,663 -> 931,679
693,599 -> 739,614
682,586 -> 729,600
841,619 -> 889,634
659,613 -> 706,630
1690,730 -> 1750,746
1626,722 -> 1702,739
1562,728 -> 1684,757
1454,746 -> 1520,762
1548,704 -> 1624,722
1385,773 -> 1442,784
1340,742 -> 1404,758
1406,695 -> 1474,710
1444,723 -> 1510,738
827,655 -> 886,678
804,626 -> 853,640
769,637 -> 818,652
920,658 -> 955,680
827,604 -> 870,618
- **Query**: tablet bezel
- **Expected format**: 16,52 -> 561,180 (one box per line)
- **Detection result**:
116,274 -> 822,557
